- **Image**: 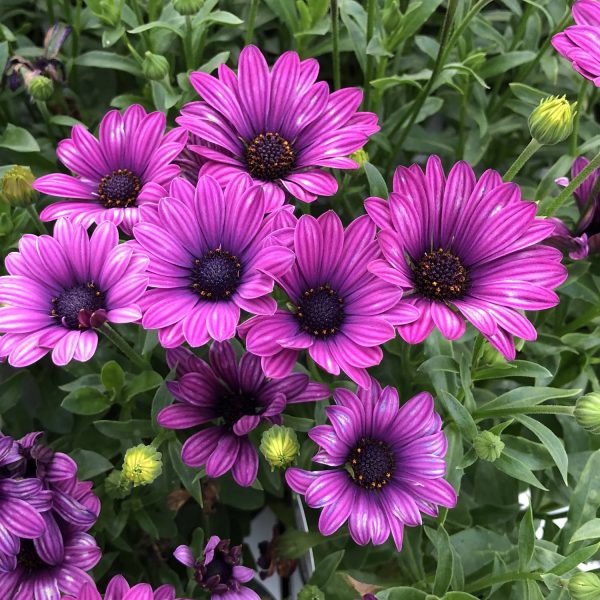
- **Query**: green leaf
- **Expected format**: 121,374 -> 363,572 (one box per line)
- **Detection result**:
518,505 -> 535,570
473,360 -> 552,381
309,549 -> 344,588
364,162 -> 388,199
218,475 -> 264,510
0,124 -> 40,153
431,526 -> 453,596
75,51 -> 142,76
0,41 -> 8,73
101,361 -> 125,394
94,419 -> 155,440
438,391 -> 478,442
167,439 -> 203,505
478,51 -> 536,79
70,449 -> 113,479
571,519 -> 600,543
123,371 -> 163,401
198,51 -> 230,74
151,377 -> 174,431
282,414 -> 315,432
134,509 -> 160,539
442,594 -> 480,600
549,543 -> 600,575
476,387 -> 579,417
376,588 -> 427,600
202,10 -> 244,25
61,387 -> 110,416
128,21 -> 184,37
516,415 -> 568,484
276,530 -> 330,559
493,453 -> 547,490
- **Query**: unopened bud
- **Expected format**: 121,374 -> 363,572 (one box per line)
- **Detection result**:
1,166 -> 36,207
143,51 -> 169,81
473,431 -> 504,462
173,0 -> 203,15
298,585 -> 325,600
575,393 -> 600,434
529,95 -> 576,146
28,76 -> 54,101
122,444 -> 162,487
568,571 -> 600,599
260,426 -> 300,470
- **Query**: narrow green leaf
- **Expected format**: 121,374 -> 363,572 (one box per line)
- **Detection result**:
364,162 -> 388,199
571,519 -> 600,543
309,549 -> 344,588
518,505 -> 535,570
75,51 -> 142,76
94,419 -> 155,440
70,449 -> 113,479
549,543 -> 600,575
438,391 -> 478,442
494,453 -> 547,490
432,526 -> 454,596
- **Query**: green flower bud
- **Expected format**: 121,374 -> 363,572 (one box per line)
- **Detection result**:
28,76 -> 54,101
575,393 -> 600,434
528,95 -> 576,146
260,425 -> 300,470
473,431 -> 504,462
350,147 -> 369,166
105,469 -> 132,499
568,571 -> 600,600
173,0 -> 203,15
0,166 -> 37,207
122,444 -> 162,487
143,51 -> 170,81
297,585 -> 325,600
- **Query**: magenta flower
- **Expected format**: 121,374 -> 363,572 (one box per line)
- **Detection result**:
175,537 -> 258,599
365,156 -> 567,360
0,432 -> 101,600
62,575 -> 182,600
133,174 -> 294,349
0,219 -> 149,367
33,104 -> 187,234
550,156 -> 600,259
552,0 -> 600,85
158,343 -> 329,486
176,45 -> 379,210
286,378 -> 456,550
240,211 -> 419,388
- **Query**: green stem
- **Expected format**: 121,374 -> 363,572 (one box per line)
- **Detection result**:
363,0 -> 377,111
123,33 -> 144,65
504,139 -> 542,182
100,324 -> 150,371
184,16 -> 194,71
571,80 -> 588,157
474,405 -> 575,420
245,0 -> 259,45
331,0 -> 340,90
539,149 -> 600,216
25,205 -> 48,235
466,571 -> 542,593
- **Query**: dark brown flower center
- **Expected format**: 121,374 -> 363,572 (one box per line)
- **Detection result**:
220,393 -> 257,427
98,169 -> 141,208
296,285 -> 345,338
190,249 -> 241,300
204,550 -> 234,583
412,248 -> 467,301
17,540 -> 46,573
51,282 -> 104,329
246,132 -> 295,181
348,438 -> 395,490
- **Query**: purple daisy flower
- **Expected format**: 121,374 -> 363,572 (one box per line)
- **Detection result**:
550,156 -> 600,259
62,575 -> 183,600
176,45 -> 379,210
157,342 -> 329,487
0,218 -> 149,367
175,537 -> 259,599
286,378 -> 457,550
365,155 -> 567,360
552,0 -> 600,86
132,174 -> 295,349
239,211 -> 420,388
33,104 -> 187,234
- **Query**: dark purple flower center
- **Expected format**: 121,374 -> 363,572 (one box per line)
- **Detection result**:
220,393 -> 257,427
412,248 -> 467,301
190,249 -> 241,300
98,168 -> 141,208
245,132 -> 295,181
51,283 -> 104,329
348,438 -> 395,490
296,285 -> 345,338
17,540 -> 46,573
204,550 -> 234,583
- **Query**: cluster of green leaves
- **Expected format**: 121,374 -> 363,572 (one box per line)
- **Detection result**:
2,0 -> 600,598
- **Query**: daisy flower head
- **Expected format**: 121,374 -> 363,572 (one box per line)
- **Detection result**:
62,575 -> 183,600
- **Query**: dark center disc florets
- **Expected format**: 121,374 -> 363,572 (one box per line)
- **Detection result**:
296,285 -> 345,338
203,550 -> 235,583
51,282 -> 104,329
17,540 -> 46,573
412,248 -> 468,301
245,132 -> 295,181
220,393 -> 258,428
190,249 -> 241,300
348,437 -> 395,490
98,168 -> 141,208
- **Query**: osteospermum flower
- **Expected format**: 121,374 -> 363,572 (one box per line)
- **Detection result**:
133,174 -> 294,348
551,156 -> 600,259
158,343 -> 329,486
0,218 -> 149,367
286,379 -> 457,550
365,156 -> 567,360
62,575 -> 182,600
240,211 -> 419,388
552,0 -> 600,86
176,45 -> 379,209
174,538 -> 258,599
33,104 -> 187,234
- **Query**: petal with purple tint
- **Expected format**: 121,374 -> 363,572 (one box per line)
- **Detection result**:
231,439 -> 259,487
205,434 -> 240,478
181,427 -> 222,467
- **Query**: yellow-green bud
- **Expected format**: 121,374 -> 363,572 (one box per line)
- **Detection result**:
473,431 -> 504,462
28,76 -> 54,101
173,0 -> 203,15
1,166 -> 37,207
568,571 -> 600,600
575,393 -> 600,434
528,95 -> 576,146
260,426 -> 300,470
350,147 -> 369,166
297,585 -> 325,600
122,444 -> 162,487
143,51 -> 169,81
